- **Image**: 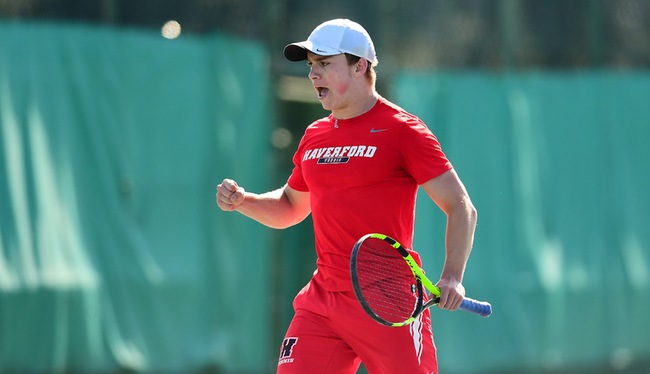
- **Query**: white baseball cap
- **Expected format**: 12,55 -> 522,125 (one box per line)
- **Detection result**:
283,19 -> 377,65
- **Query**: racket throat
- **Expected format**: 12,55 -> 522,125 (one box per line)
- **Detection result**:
412,279 -> 426,317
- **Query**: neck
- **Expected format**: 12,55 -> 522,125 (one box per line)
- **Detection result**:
332,90 -> 379,120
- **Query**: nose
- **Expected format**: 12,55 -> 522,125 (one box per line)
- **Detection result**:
308,65 -> 319,80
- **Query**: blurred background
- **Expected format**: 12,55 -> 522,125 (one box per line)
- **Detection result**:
1,0 -> 649,373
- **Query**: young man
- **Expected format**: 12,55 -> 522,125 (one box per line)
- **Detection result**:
216,19 -> 477,374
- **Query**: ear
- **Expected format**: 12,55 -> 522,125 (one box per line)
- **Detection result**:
355,59 -> 368,74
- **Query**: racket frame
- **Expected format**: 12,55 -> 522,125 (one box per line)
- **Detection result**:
351,233 -> 492,327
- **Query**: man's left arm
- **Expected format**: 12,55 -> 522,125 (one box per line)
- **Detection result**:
420,168 -> 478,310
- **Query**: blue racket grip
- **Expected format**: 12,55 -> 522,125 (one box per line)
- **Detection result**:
460,297 -> 492,317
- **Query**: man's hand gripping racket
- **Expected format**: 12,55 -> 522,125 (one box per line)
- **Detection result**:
350,233 -> 492,327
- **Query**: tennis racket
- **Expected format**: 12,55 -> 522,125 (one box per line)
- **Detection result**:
350,233 -> 492,327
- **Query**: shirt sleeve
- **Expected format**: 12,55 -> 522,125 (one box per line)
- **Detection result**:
287,141 -> 310,192
400,119 -> 453,184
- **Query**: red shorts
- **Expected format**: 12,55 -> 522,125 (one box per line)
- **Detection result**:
276,279 -> 438,374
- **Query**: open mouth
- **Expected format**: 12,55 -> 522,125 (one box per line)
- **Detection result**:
316,87 -> 329,99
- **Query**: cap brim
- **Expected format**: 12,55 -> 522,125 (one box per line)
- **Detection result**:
283,41 -> 341,61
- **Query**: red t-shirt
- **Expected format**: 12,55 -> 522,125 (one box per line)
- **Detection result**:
287,96 -> 452,291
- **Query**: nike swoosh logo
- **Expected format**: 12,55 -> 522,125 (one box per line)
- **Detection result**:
370,128 -> 388,133
316,48 -> 327,53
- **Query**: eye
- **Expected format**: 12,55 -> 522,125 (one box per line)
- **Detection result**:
306,59 -> 329,68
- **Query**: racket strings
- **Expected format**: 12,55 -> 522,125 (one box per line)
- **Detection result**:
354,238 -> 420,324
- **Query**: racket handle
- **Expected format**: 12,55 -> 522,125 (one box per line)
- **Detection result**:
460,297 -> 492,317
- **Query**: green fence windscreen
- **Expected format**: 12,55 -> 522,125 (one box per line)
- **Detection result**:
395,72 -> 650,373
0,21 -> 273,373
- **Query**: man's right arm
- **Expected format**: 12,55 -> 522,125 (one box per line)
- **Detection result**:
216,179 -> 311,229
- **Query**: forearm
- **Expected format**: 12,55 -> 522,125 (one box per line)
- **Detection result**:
440,199 -> 477,282
217,180 -> 311,229
234,188 -> 305,229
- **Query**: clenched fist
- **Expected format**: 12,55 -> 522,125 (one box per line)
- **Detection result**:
216,178 -> 246,211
